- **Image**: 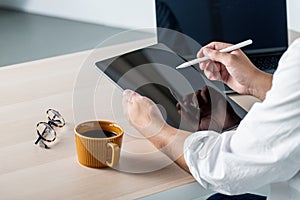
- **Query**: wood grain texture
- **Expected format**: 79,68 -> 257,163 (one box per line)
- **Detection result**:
0,40 -> 195,200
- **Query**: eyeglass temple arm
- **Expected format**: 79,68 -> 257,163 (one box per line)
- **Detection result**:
34,127 -> 50,149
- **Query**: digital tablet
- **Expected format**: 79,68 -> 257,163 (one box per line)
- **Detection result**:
95,43 -> 247,132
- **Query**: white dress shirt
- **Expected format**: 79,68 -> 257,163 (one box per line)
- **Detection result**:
184,38 -> 300,200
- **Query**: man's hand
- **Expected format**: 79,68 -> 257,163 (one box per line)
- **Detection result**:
122,89 -> 168,146
122,89 -> 191,172
197,42 -> 272,100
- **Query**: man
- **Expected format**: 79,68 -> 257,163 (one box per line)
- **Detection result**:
122,39 -> 300,200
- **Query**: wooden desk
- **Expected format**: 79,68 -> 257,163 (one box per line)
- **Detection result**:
0,39 -> 260,199
0,40 -> 191,199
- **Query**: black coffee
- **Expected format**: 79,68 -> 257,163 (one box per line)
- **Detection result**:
82,130 -> 117,138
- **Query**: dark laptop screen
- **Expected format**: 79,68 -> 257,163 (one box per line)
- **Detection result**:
156,0 -> 288,54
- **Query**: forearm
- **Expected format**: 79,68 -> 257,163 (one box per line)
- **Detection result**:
249,70 -> 273,101
147,125 -> 191,172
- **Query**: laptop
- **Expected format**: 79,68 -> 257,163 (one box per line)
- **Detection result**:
95,43 -> 247,133
156,0 -> 289,74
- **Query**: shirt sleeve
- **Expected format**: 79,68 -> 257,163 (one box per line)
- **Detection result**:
184,38 -> 300,195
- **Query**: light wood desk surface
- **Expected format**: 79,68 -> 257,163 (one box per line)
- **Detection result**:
0,39 -> 261,200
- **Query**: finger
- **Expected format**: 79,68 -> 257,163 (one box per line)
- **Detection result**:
203,68 -> 213,80
129,90 -> 141,100
123,89 -> 143,103
197,42 -> 233,57
202,61 -> 217,76
123,89 -> 134,102
134,94 -> 154,108
203,47 -> 238,66
200,59 -> 220,72
203,69 -> 221,81
197,47 -> 205,58
199,60 -> 212,70
203,41 -> 233,51
122,89 -> 136,117
209,62 -> 222,80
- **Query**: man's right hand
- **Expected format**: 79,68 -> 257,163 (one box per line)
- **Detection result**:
197,42 -> 272,100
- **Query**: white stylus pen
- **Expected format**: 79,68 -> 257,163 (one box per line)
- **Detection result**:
176,39 -> 253,69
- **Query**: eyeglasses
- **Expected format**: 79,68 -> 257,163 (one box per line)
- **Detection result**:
35,109 -> 65,149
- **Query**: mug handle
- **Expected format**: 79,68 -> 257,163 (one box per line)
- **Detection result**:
106,142 -> 120,167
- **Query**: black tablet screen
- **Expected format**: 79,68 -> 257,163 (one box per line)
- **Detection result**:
95,44 -> 246,132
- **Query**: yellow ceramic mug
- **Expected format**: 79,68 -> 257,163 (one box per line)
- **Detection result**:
74,120 -> 123,168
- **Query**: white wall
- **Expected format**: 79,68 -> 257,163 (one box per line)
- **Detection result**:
1,0 -> 299,33
0,0 -> 156,30
287,0 -> 300,32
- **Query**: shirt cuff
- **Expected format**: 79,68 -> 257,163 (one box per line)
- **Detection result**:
184,130 -> 238,189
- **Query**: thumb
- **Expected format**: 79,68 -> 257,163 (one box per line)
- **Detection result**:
203,47 -> 233,66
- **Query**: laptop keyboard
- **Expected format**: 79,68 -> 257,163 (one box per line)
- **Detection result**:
249,55 -> 280,73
